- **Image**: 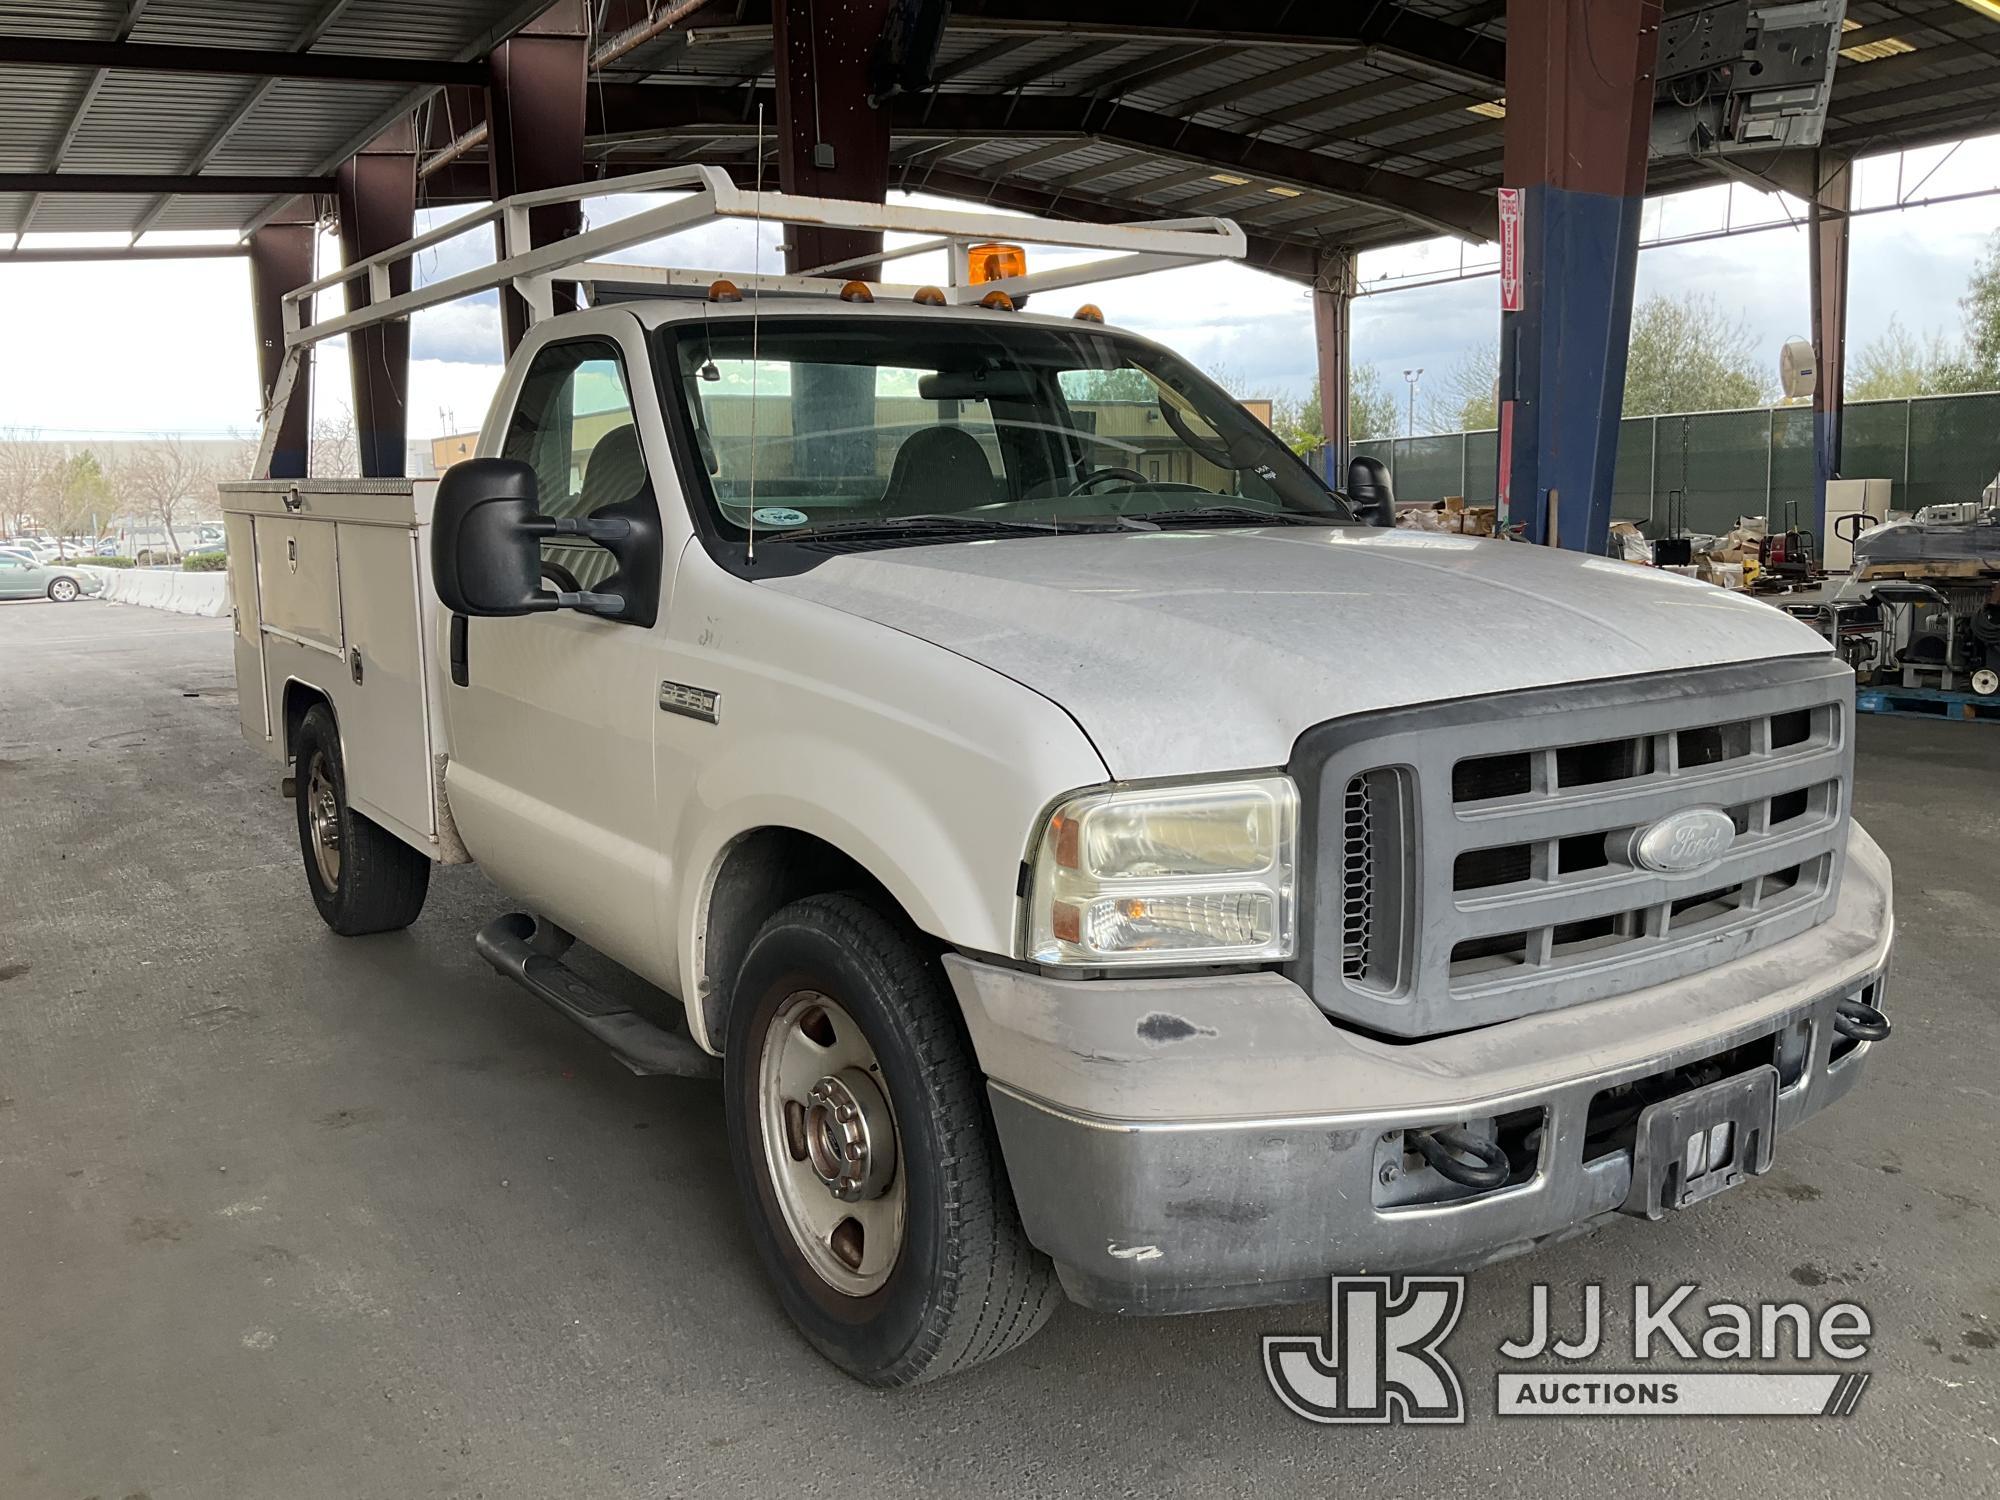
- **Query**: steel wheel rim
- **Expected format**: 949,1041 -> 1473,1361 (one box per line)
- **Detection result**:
305,755 -> 342,889
756,990 -> 906,1297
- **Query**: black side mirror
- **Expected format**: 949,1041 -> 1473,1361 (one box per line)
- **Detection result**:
432,459 -> 558,617
432,457 -> 647,621
1346,455 -> 1397,528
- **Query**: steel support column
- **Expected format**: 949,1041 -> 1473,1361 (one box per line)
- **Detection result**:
1809,151 -> 1852,540
1498,0 -> 1661,552
336,121 -> 416,478
247,197 -> 317,480
772,0 -> 895,276
772,0 -> 896,479
487,1 -> 589,355
1312,248 -> 1357,480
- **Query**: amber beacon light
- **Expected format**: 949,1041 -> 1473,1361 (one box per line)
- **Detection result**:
965,243 -> 1027,285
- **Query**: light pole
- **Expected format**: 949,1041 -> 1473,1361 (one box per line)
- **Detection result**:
1403,368 -> 1424,438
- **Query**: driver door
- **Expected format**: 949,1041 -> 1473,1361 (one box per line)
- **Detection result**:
440,314 -> 669,977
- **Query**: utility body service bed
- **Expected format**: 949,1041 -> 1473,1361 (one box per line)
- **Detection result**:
221,478 -> 461,862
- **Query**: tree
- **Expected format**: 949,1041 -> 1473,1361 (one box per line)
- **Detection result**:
1422,340 -> 1500,432
1066,367 -> 1157,402
46,451 -> 113,552
1849,319 -> 1963,400
1349,364 -> 1399,440
117,436 -> 217,555
0,429 -> 59,539
312,405 -> 360,477
1620,290 -> 1776,416
1956,227 -> 2000,391
1272,366 -> 1399,452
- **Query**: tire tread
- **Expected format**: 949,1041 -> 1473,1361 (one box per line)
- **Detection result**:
294,706 -> 430,936
737,893 -> 1057,1385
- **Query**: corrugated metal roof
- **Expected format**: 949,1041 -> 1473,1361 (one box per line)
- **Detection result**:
0,0 -> 545,237
0,1 -> 1993,257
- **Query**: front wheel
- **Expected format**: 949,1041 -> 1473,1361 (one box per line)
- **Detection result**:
724,894 -> 1057,1386
47,576 -> 79,602
292,705 -> 431,935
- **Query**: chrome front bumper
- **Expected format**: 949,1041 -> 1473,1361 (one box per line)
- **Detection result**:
945,824 -> 1895,1315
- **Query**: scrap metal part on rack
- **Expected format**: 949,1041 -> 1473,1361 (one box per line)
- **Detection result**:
1787,498 -> 2000,723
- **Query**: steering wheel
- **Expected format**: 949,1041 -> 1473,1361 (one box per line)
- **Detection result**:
1065,467 -> 1150,496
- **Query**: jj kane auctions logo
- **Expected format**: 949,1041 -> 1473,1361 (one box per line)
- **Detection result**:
1266,1278 -> 1874,1423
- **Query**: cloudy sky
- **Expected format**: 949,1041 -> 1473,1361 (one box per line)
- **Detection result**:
0,130 -> 1992,445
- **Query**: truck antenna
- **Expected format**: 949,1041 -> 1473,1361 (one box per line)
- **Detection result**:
746,104 -> 766,565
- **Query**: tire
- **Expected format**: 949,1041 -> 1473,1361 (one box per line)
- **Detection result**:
47,576 -> 79,602
724,893 -> 1057,1386
292,704 -> 431,936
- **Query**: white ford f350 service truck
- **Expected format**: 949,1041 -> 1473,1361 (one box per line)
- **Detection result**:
223,168 -> 1894,1386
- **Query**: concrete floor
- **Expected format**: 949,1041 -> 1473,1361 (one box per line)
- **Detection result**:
3,598 -> 1997,1500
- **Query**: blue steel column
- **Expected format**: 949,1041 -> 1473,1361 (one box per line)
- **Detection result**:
1809,152 -> 1852,541
1498,0 -> 1662,551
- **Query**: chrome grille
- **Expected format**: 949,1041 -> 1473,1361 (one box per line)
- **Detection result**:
1290,658 -> 1855,1039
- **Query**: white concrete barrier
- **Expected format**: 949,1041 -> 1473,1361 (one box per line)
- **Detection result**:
77,565 -> 232,619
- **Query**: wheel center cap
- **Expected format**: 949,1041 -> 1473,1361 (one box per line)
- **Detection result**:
804,1068 -> 895,1203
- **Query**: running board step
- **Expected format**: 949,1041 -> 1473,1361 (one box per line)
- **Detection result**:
474,912 -> 719,1079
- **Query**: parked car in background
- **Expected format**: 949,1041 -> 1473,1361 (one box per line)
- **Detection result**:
0,553 -> 102,602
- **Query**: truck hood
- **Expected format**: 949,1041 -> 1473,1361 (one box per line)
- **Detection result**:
763,527 -> 1831,779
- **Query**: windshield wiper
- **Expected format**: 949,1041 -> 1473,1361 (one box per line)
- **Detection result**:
1145,505 -> 1343,529
790,513 -> 1132,542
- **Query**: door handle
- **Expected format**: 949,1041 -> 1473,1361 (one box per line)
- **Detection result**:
449,613 -> 469,687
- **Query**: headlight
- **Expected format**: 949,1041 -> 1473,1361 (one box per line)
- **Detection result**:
1024,776 -> 1298,966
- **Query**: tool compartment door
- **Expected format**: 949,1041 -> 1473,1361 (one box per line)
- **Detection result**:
222,510 -> 267,746
252,511 -> 342,652
334,518 -> 437,844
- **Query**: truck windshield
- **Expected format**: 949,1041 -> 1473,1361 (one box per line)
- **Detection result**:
657,315 -> 1352,543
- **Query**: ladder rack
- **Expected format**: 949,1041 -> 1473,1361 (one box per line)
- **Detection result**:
255,163 -> 1248,478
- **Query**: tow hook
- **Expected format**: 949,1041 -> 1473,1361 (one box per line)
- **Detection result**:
1833,998 -> 1891,1043
1412,1126 -> 1512,1191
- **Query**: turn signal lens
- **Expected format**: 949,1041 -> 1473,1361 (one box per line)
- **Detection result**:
1074,303 -> 1105,323
966,242 -> 1027,285
913,285 -> 948,306
979,289 -> 1017,311
839,280 -> 873,303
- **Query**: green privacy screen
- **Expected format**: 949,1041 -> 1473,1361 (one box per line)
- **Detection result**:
1344,392 -> 2000,535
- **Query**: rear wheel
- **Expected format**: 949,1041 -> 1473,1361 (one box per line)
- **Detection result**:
724,894 -> 1057,1386
47,576 -> 79,602
292,705 -> 430,935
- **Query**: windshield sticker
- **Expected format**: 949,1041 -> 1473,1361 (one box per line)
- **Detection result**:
751,507 -> 809,528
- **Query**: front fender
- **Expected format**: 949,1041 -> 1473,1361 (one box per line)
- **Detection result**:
661,558 -> 1111,1050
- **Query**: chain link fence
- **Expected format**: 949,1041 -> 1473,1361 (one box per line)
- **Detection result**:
1343,391 -> 2000,537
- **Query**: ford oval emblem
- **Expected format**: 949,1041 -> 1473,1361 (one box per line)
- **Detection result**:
1630,807 -> 1735,875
